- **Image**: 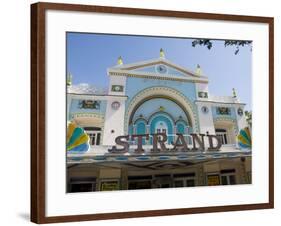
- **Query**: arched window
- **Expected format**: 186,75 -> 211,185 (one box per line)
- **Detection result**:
135,119 -> 147,144
128,124 -> 134,135
149,113 -> 174,144
136,121 -> 146,134
175,120 -> 191,144
176,123 -> 185,134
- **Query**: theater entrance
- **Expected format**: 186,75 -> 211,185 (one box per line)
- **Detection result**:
154,174 -> 173,188
126,172 -> 196,190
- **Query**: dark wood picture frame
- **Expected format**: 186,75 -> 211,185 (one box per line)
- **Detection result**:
31,2 -> 274,224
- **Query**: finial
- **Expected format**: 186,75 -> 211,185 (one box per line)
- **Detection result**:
160,48 -> 165,58
232,88 -> 237,98
195,64 -> 202,76
67,73 -> 72,86
117,56 -> 123,65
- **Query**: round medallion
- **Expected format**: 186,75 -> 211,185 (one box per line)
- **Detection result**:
201,106 -> 209,114
237,108 -> 243,116
111,101 -> 120,110
156,64 -> 167,74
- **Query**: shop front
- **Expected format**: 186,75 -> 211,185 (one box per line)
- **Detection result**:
67,149 -> 251,192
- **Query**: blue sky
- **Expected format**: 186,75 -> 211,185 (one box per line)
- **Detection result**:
67,32 -> 252,110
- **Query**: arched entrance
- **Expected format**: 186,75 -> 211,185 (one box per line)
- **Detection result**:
149,113 -> 174,144
126,87 -> 198,145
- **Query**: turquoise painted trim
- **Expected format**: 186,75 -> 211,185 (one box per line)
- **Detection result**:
133,120 -> 147,144
136,121 -> 146,134
148,111 -> 176,124
124,86 -> 200,134
176,123 -> 185,134
175,119 -> 188,126
149,113 -> 174,144
129,124 -> 133,135
133,117 -> 148,125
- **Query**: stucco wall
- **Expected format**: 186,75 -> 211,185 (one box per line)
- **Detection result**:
125,76 -> 197,104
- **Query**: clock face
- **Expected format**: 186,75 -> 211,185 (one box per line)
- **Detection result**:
156,64 -> 167,74
111,101 -> 120,110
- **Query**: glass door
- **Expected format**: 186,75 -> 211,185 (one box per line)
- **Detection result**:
154,175 -> 172,188
173,178 -> 195,187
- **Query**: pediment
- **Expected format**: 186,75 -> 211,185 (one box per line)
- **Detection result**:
108,58 -> 208,83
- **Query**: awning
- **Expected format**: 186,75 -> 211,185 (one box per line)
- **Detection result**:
67,150 -> 251,164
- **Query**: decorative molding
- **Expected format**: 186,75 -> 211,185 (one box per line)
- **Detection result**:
213,117 -> 239,134
175,117 -> 188,125
110,58 -> 207,78
195,100 -> 246,105
111,85 -> 124,92
124,86 -> 199,134
108,71 -> 208,83
148,111 -> 175,125
133,117 -> 148,125
70,112 -> 104,120
216,107 -> 231,115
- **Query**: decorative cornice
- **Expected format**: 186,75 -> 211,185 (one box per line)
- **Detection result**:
108,70 -> 208,83
68,93 -> 128,101
70,112 -> 104,119
213,117 -> 235,122
110,58 -> 205,78
195,100 -> 246,105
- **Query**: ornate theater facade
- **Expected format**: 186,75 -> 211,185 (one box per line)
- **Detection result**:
66,50 -> 252,192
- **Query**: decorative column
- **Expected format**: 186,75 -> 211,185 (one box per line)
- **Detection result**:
146,124 -> 150,145
120,168 -> 128,190
197,163 -> 206,186
238,159 -> 248,184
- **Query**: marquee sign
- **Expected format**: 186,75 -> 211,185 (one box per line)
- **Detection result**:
108,132 -> 222,153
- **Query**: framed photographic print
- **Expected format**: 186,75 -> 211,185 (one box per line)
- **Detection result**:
31,2 -> 274,224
